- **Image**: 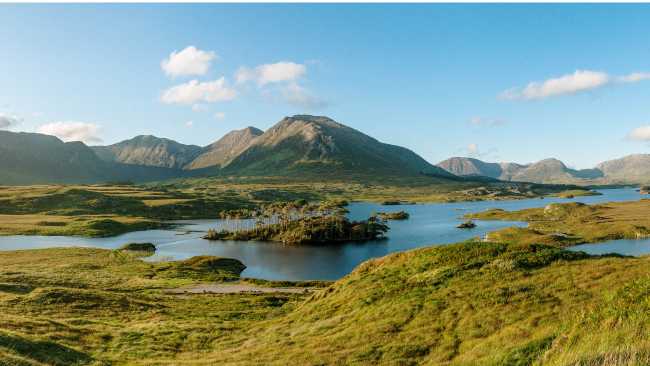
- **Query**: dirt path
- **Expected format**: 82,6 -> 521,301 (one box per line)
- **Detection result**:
166,283 -> 313,295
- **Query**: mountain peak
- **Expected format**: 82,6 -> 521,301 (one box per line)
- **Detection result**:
225,115 -> 453,179
186,126 -> 264,170
92,135 -> 202,169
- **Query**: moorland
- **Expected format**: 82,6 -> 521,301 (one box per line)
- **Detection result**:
1,115 -> 649,365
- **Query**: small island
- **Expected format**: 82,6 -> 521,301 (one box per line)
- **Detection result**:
457,220 -> 476,229
118,242 -> 156,254
204,200 -> 388,245
376,211 -> 410,220
204,215 -> 388,244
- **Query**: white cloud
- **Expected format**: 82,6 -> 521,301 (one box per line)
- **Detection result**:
236,62 -> 306,85
501,69 -> 650,100
37,122 -> 102,144
500,70 -> 610,100
214,112 -> 225,120
0,113 -> 22,129
161,78 -> 237,105
627,126 -> 650,142
618,72 -> 650,83
469,116 -> 506,127
467,143 -> 479,155
281,82 -> 327,110
161,46 -> 216,78
191,103 -> 208,112
185,120 -> 194,128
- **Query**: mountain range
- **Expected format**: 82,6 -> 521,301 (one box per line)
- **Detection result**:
3,114 -> 650,185
0,115 -> 454,184
437,156 -> 650,184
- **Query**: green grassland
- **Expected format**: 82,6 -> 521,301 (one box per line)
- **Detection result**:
0,241 -> 648,365
468,199 -> 650,246
0,248 -> 310,365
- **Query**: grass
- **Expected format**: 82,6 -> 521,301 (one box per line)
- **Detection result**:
0,248 -> 308,365
1,235 -> 649,364
468,199 -> 650,246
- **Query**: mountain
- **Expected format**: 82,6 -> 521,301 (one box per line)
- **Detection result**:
0,131 -> 185,185
437,157 -> 604,184
0,116 -> 456,184
510,158 -> 601,184
222,115 -> 455,178
92,135 -> 202,169
437,157 -> 527,180
596,154 -> 650,183
0,131 -> 113,184
186,127 -> 263,170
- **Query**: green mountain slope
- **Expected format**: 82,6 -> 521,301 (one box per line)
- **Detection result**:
224,115 -> 455,179
0,131 -> 114,184
0,131 -> 185,185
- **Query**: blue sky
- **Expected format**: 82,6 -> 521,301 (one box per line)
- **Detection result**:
1,4 -> 650,168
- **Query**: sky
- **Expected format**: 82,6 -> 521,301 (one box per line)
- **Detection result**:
1,4 -> 650,169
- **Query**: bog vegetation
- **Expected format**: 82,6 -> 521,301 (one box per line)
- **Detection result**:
204,200 -> 388,244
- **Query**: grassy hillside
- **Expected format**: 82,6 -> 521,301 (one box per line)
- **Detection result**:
468,199 -> 650,246
0,241 -> 648,365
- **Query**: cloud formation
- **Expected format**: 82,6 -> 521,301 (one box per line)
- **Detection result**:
500,70 -> 610,100
501,70 -> 650,100
161,46 -> 216,78
0,113 -> 21,129
214,112 -> 225,120
618,72 -> 650,83
627,126 -> 650,142
161,78 -> 237,105
37,122 -> 102,144
236,62 -> 306,85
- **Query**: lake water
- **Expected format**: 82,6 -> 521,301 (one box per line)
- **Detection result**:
0,188 -> 645,280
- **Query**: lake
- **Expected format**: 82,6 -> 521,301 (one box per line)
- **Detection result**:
0,188 -> 645,280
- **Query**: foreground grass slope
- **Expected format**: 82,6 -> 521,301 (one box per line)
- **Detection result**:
0,248 -> 308,365
197,242 -> 649,365
0,241 -> 648,365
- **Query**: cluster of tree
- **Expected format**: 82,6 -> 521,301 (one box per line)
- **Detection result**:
204,214 -> 388,245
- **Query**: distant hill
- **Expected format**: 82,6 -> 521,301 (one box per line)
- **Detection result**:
437,157 -> 527,180
0,131 -> 183,184
596,154 -> 650,183
511,158 -> 603,184
0,131 -> 112,184
92,135 -> 202,169
186,127 -> 263,170
437,157 -> 605,184
9,114 -> 650,185
223,115 -> 455,178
